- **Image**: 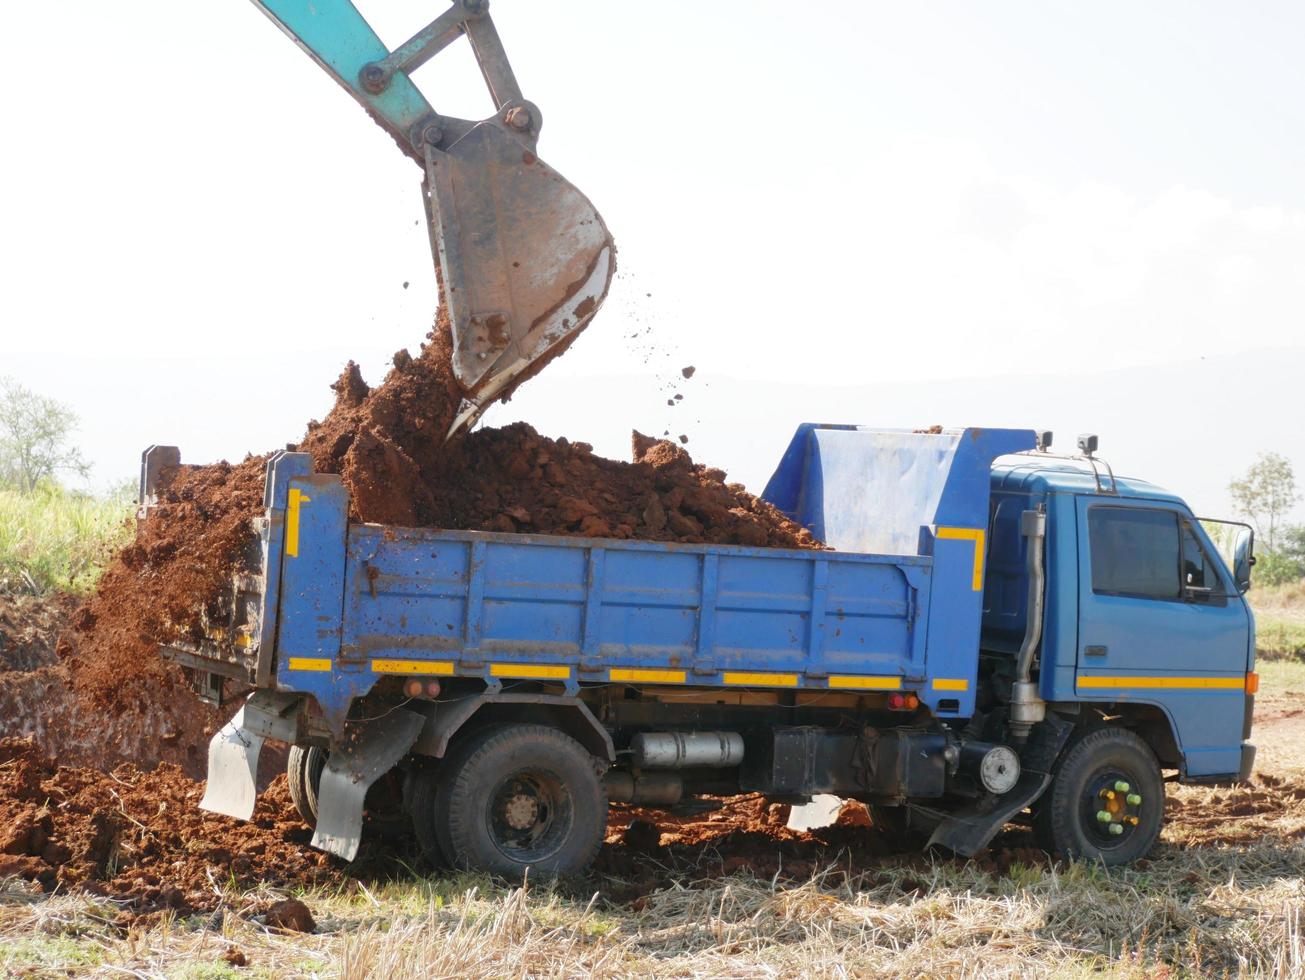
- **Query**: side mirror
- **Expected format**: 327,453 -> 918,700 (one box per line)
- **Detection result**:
1233,527 -> 1255,593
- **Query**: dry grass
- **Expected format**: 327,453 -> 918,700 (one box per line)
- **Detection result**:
3,678 -> 1304,977
4,846 -> 1305,978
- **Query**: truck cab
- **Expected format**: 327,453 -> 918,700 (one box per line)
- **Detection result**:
986,455 -> 1256,785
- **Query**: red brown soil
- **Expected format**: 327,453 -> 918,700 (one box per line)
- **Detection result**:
0,737 -> 335,913
0,592 -> 78,672
0,741 -> 1047,915
422,426 -> 816,547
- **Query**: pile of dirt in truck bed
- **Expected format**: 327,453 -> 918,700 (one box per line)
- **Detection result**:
296,324 -> 815,547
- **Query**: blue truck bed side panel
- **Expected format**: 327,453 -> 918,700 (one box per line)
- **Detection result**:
337,525 -> 933,681
268,467 -> 953,726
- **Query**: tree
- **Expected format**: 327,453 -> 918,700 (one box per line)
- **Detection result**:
1229,452 -> 1299,552
0,377 -> 89,493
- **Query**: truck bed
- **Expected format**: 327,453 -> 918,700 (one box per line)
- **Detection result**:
158,427 -> 1036,733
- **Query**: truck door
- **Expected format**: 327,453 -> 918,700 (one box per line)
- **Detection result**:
1074,497 -> 1251,778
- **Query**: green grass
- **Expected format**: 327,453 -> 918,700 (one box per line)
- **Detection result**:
1256,616 -> 1305,660
1250,580 -> 1305,660
0,483 -> 133,595
1257,658 -> 1305,693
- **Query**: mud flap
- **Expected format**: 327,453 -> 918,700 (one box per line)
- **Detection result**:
926,770 -> 1051,857
311,708 -> 425,862
926,713 -> 1074,857
199,690 -> 306,821
198,705 -> 264,821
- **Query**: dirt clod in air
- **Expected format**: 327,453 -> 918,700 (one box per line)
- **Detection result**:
681,366 -> 696,378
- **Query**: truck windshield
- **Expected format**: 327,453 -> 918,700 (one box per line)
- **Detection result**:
1088,507 -> 1181,599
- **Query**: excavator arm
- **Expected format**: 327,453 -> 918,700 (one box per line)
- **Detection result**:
251,0 -> 615,435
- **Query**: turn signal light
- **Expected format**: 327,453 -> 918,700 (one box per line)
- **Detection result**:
887,693 -> 920,711
1245,672 -> 1259,694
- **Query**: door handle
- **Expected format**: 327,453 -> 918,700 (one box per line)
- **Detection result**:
1084,645 -> 1108,658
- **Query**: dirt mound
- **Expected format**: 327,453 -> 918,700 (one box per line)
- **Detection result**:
0,591 -> 217,775
0,592 -> 77,672
0,737 -> 334,913
0,754 -> 959,916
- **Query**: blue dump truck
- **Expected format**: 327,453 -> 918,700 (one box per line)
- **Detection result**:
144,426 -> 1258,878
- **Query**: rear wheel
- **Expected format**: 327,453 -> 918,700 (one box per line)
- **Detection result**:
1033,727 -> 1163,865
285,743 -> 408,838
411,724 -> 607,880
286,745 -> 327,824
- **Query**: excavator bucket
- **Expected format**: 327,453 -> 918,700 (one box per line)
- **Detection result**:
248,0 -> 615,435
424,118 -> 615,434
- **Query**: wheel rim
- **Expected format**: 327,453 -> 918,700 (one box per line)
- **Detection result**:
486,768 -> 572,862
1080,767 -> 1145,848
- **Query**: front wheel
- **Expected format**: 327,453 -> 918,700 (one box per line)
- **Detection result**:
411,724 -> 607,880
1033,727 -> 1163,865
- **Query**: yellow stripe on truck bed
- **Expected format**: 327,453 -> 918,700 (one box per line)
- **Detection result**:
723,671 -> 799,687
936,526 -> 986,591
287,657 -> 331,672
610,668 -> 687,684
932,678 -> 970,692
371,659 -> 455,675
490,663 -> 572,680
828,675 -> 902,690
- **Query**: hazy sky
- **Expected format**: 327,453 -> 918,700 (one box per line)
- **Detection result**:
3,1 -> 1304,518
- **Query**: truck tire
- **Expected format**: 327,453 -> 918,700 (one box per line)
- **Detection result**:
1032,727 -> 1163,866
287,744 -> 327,825
285,744 -> 409,839
413,723 -> 607,880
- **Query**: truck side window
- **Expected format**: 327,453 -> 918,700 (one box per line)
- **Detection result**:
1088,507 -> 1181,600
1180,522 -> 1220,597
